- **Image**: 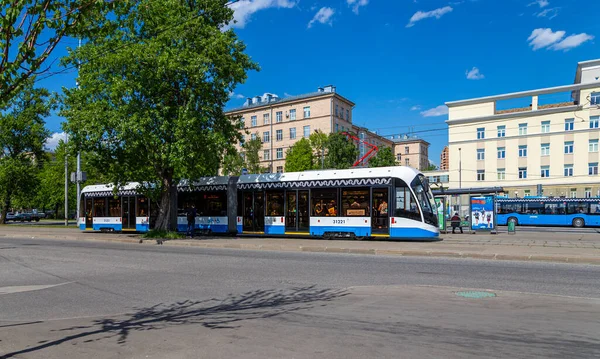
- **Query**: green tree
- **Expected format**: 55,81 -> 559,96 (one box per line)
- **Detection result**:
61,0 -> 258,230
221,147 -> 245,176
368,147 -> 397,168
0,1 -> 124,102
309,130 -> 328,169
0,82 -> 53,223
324,133 -> 358,169
285,138 -> 315,172
243,136 -> 265,174
425,163 -> 438,171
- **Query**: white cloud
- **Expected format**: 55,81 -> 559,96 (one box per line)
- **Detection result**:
347,0 -> 369,14
529,0 -> 549,8
406,6 -> 453,28
528,28 -> 594,51
536,7 -> 559,19
46,132 -> 66,151
410,105 -> 421,111
308,7 -> 335,28
550,33 -> 595,51
229,91 -> 246,99
284,92 -> 293,97
527,28 -> 565,50
420,105 -> 448,117
466,67 -> 485,80
229,0 -> 296,29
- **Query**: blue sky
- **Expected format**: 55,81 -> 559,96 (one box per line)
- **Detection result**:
42,0 -> 598,163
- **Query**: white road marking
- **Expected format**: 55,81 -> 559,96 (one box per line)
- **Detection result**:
0,282 -> 72,295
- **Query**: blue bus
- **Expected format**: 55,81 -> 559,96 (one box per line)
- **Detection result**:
497,198 -> 600,228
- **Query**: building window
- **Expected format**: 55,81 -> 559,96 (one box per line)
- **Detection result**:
289,128 -> 296,140
591,92 -> 600,105
263,113 -> 270,125
564,141 -> 574,154
477,149 -> 485,160
335,123 -> 339,132
346,109 -> 349,120
477,170 -> 485,181
541,166 -> 550,178
541,143 -> 550,156
518,145 -> 527,157
276,148 -> 283,159
251,133 -> 257,141
591,116 -> 600,129
564,118 -> 574,131
541,120 -> 550,133
518,167 -> 527,179
263,149 -> 270,161
276,129 -> 283,141
590,139 -> 598,153
276,111 -> 283,123
276,166 -> 283,173
405,158 -> 410,166
404,146 -> 409,154
477,127 -> 485,139
263,131 -> 270,143
564,164 -> 574,177
585,188 -> 592,198
303,106 -> 310,118
303,125 -> 310,138
497,168 -> 505,180
589,163 -> 599,175
251,116 -> 257,127
497,147 -> 505,159
518,123 -> 528,136
396,154 -> 401,161
289,109 -> 296,120
335,105 -> 339,117
497,125 -> 505,138
570,189 -> 578,198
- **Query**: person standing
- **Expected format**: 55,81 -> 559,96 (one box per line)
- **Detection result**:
186,204 -> 197,238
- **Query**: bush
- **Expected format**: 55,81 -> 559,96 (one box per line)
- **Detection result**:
141,230 -> 184,240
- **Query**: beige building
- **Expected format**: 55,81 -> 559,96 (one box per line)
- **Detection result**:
387,136 -> 430,171
225,86 -> 394,173
440,146 -> 449,171
446,59 -> 600,198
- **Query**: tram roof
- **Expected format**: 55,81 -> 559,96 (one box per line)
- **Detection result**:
237,166 -> 420,184
81,182 -> 143,194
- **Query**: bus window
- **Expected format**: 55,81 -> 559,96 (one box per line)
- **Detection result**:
311,189 -> 337,217
524,202 -> 543,214
568,202 -> 589,214
590,203 -> 600,214
394,187 -> 420,221
341,188 -> 369,217
266,192 -> 284,216
499,203 -> 520,214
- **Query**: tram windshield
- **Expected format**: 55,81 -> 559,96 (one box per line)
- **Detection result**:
411,175 -> 437,226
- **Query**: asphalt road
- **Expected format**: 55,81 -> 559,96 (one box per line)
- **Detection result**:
1,237 -> 599,358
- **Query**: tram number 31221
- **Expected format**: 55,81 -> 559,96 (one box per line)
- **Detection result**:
333,220 -> 346,224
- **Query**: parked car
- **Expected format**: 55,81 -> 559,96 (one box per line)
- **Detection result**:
5,213 -> 17,222
16,213 -> 33,222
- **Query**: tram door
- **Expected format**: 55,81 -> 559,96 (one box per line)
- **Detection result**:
285,191 -> 297,232
253,192 -> 265,232
85,198 -> 93,229
298,190 -> 309,232
372,188 -> 389,234
122,196 -> 136,230
242,192 -> 253,232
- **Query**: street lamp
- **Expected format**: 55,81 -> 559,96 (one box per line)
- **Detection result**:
458,147 -> 462,189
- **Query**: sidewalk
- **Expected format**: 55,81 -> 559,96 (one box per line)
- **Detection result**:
1,225 -> 599,265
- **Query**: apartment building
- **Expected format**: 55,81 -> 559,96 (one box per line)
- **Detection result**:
446,59 -> 600,198
387,136 -> 430,171
439,146 -> 449,171
225,86 -> 393,173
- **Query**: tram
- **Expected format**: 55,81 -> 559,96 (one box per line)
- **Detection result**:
79,166 -> 439,240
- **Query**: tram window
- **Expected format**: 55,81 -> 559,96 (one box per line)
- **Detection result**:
267,192 -> 284,216
341,188 -> 369,216
93,198 -> 106,217
79,197 -> 84,217
108,197 -> 121,217
137,197 -> 148,216
394,187 -> 420,221
237,192 -> 243,216
178,192 -> 197,216
203,192 -> 227,216
311,189 -> 338,217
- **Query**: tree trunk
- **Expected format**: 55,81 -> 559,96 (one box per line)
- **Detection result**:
1,190 -> 12,224
154,175 -> 178,231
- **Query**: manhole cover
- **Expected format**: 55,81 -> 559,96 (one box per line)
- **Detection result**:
455,291 -> 496,299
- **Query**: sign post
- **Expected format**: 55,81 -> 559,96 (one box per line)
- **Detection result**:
434,197 -> 446,233
469,195 -> 495,233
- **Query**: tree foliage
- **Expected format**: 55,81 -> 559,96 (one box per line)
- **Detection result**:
221,147 -> 245,176
61,0 -> 258,230
285,138 -> 314,172
243,136 -> 266,174
368,146 -> 397,168
425,163 -> 438,171
309,131 -> 327,169
323,133 -> 358,169
0,82 -> 53,223
0,0 -> 122,103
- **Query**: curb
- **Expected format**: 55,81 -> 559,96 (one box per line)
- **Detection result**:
3,233 -> 600,265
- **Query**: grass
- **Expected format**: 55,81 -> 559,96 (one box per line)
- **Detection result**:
141,229 -> 184,240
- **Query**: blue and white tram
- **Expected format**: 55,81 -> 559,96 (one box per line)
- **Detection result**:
79,166 -> 439,240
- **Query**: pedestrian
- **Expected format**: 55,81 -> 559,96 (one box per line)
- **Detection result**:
450,212 -> 463,234
186,204 -> 196,238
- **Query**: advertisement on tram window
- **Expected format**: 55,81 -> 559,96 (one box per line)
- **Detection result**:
470,195 -> 495,231
434,197 -> 446,231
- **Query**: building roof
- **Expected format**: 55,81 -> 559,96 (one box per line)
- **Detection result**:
389,137 -> 430,146
225,90 -> 355,113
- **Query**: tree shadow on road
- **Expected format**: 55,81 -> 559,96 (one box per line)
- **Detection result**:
0,285 -> 348,358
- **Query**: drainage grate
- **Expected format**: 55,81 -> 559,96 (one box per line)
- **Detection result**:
455,291 -> 496,299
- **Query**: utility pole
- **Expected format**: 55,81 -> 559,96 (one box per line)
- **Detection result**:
64,132 -> 69,226
75,38 -> 82,225
458,147 -> 462,189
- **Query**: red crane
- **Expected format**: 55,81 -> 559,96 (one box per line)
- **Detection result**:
341,131 -> 379,167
